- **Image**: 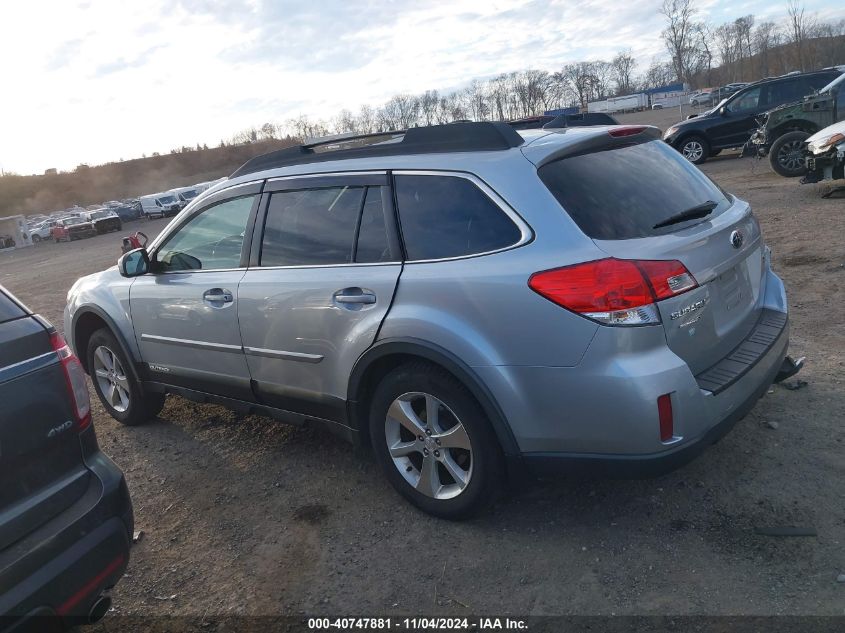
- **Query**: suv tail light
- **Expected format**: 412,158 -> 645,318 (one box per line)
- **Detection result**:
50,332 -> 92,431
528,258 -> 697,326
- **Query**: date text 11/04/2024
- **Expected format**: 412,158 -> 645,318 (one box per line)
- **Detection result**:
307,618 -> 529,630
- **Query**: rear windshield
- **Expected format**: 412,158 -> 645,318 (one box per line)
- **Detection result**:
538,139 -> 731,240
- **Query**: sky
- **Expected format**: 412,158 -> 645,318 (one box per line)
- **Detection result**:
1,0 -> 843,175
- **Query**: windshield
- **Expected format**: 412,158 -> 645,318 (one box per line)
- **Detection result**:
181,190 -> 198,200
90,210 -> 112,219
63,217 -> 85,226
818,73 -> 844,95
538,139 -> 730,240
158,195 -> 176,204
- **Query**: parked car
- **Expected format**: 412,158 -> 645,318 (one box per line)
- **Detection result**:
748,70 -> 845,177
690,90 -> 717,107
139,193 -> 181,219
170,186 -> 201,209
66,122 -> 800,519
0,285 -> 132,628
82,209 -> 123,234
27,222 -> 52,243
801,120 -> 845,187
665,68 -> 842,164
51,217 -> 97,242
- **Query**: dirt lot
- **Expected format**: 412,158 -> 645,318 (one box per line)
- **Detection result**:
1,140 -> 844,620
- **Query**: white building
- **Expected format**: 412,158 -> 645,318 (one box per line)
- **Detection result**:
0,215 -> 34,251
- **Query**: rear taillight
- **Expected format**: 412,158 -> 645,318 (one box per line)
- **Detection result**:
528,258 -> 697,326
50,332 -> 91,431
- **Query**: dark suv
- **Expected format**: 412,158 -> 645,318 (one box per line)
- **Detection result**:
0,286 -> 132,631
664,68 -> 842,164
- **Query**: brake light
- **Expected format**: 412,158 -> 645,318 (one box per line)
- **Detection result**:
608,126 -> 647,137
50,332 -> 91,431
658,394 -> 674,442
528,258 -> 697,325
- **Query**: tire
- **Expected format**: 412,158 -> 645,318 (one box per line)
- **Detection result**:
368,362 -> 504,519
86,329 -> 166,425
769,130 -> 810,178
678,135 -> 709,164
32,234 -> 41,243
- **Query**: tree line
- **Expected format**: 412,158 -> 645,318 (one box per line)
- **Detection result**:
225,0 -> 843,143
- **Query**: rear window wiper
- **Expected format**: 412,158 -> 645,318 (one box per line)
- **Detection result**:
653,200 -> 718,230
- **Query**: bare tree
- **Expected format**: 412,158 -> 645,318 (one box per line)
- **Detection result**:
612,51 -> 637,95
379,94 -> 420,130
787,0 -> 814,71
357,105 -> 378,133
753,21 -> 780,77
660,0 -> 701,84
418,90 -> 440,126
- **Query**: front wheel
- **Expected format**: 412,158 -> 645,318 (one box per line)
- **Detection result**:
369,362 -> 504,519
769,130 -> 810,177
87,329 -> 166,426
678,135 -> 710,165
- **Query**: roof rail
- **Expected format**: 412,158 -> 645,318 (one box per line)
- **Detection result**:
230,121 -> 525,178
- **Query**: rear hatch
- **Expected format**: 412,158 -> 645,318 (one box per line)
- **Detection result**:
0,291 -> 90,551
537,135 -> 764,375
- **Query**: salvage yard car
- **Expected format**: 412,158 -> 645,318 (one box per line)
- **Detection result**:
82,208 -> 123,234
0,285 -> 132,629
749,69 -> 845,177
801,120 -> 845,188
51,217 -> 97,242
139,193 -> 181,219
665,68 -> 842,164
65,122 -> 801,519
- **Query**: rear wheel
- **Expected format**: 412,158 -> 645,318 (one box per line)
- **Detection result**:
678,135 -> 709,165
86,329 -> 165,426
32,234 -> 41,243
369,362 -> 503,519
769,130 -> 810,177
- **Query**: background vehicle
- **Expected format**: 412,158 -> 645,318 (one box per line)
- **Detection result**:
51,217 -> 97,242
66,122 -> 796,519
82,209 -> 122,234
664,68 -> 842,164
750,70 -> 845,177
801,120 -> 845,188
0,285 -> 132,629
139,193 -> 181,219
690,90 -> 717,106
27,222 -> 51,243
170,186 -> 200,209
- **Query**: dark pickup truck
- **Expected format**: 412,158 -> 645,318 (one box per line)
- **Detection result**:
84,210 -> 123,235
0,286 -> 132,632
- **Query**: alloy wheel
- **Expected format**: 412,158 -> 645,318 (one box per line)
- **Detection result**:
384,392 -> 473,500
93,345 -> 131,413
682,140 -> 704,162
777,140 -> 805,171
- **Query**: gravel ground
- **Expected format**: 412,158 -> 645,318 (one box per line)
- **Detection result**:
1,139 -> 843,619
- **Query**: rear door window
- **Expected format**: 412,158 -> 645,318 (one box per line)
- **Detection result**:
538,139 -> 731,240
394,174 -> 522,260
260,187 -> 365,266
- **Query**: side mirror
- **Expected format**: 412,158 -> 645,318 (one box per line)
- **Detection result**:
118,248 -> 150,277
719,106 -> 728,116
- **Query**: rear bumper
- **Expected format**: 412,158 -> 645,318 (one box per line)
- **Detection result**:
523,319 -> 787,478
0,444 -> 132,630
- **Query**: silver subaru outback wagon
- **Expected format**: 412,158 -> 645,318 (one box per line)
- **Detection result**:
65,122 -> 800,519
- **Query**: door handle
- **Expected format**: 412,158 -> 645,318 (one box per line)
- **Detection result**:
334,288 -> 376,305
203,288 -> 234,304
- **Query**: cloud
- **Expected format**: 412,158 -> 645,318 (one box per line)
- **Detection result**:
1,0 -> 844,174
